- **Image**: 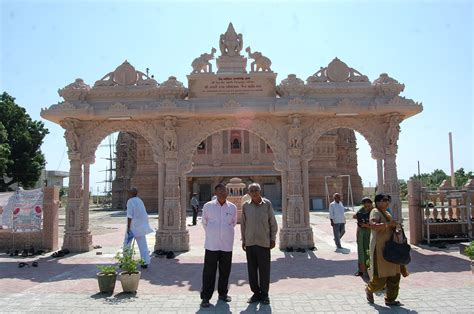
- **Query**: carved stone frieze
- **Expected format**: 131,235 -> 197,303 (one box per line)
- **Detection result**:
160,99 -> 177,108
288,97 -> 305,106
109,102 -> 128,110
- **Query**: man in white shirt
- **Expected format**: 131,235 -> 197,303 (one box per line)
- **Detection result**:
329,193 -> 346,250
200,183 -> 237,308
124,187 -> 154,268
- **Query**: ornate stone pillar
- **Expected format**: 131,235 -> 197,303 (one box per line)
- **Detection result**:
302,160 -> 310,224
384,154 -> 401,220
154,117 -> 189,252
407,180 -> 422,244
180,174 -> 187,229
280,170 -> 288,228
82,161 -> 90,232
62,152 -> 92,252
371,150 -> 385,193
383,114 -> 402,221
279,115 -> 314,249
157,162 -> 164,230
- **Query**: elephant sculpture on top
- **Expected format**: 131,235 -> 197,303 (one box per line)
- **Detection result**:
245,47 -> 272,72
191,48 -> 217,74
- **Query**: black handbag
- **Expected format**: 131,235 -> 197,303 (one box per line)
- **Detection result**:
383,227 -> 411,265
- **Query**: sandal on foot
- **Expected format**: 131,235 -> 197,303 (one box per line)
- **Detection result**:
365,287 -> 374,304
200,299 -> 210,308
385,300 -> 402,306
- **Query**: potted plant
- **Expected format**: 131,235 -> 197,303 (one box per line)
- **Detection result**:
114,246 -> 144,293
96,265 -> 118,294
464,241 -> 474,274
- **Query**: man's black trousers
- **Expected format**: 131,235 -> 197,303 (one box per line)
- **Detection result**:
192,207 -> 198,225
245,245 -> 271,297
201,249 -> 232,300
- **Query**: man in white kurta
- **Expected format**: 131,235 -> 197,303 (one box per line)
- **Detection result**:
329,193 -> 346,249
200,183 -> 237,308
124,187 -> 154,267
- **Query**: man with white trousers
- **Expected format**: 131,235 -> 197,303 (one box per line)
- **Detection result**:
124,187 -> 154,268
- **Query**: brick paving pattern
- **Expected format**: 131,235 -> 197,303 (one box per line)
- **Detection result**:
0,209 -> 472,313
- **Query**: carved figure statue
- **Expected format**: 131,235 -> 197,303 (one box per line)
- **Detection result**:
245,47 -> 272,72
94,72 -> 115,87
386,115 -> 401,146
60,120 -> 80,152
288,115 -> 302,149
164,131 -> 177,152
191,48 -> 217,74
219,23 -> 243,57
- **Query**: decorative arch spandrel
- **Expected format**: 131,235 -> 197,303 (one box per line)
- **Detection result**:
302,116 -> 387,162
62,120 -> 165,165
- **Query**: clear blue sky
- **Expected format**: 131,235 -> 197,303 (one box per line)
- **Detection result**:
1,0 -> 473,193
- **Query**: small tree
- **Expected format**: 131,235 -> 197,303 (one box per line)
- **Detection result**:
0,92 -> 49,191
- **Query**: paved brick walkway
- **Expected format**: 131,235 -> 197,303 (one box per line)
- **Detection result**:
0,210 -> 472,313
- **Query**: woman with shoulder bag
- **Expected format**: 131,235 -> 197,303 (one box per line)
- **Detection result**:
365,193 -> 408,307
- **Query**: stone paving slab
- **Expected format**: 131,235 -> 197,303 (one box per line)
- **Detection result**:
0,211 -> 472,313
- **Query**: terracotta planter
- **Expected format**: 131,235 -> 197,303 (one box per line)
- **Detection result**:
97,272 -> 117,294
119,271 -> 141,292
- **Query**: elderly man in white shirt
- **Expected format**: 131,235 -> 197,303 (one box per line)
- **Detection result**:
329,193 -> 346,250
200,183 -> 237,308
124,187 -> 154,268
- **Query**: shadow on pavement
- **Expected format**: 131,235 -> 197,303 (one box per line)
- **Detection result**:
0,244 -> 470,287
90,291 -> 138,304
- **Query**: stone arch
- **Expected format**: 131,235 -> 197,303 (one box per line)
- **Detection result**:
302,117 -> 385,161
71,120 -> 165,164
178,118 -> 288,174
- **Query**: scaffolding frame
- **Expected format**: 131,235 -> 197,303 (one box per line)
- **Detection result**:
324,174 -> 355,211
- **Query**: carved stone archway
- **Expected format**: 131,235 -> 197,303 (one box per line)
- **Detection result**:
41,23 -> 421,252
58,119 -> 165,252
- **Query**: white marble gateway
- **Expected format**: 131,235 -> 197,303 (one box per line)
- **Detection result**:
41,23 -> 422,252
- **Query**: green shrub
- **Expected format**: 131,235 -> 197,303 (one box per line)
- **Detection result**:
114,246 -> 144,274
464,241 -> 474,260
96,265 -> 117,275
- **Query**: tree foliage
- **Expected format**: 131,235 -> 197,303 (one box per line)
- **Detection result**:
410,168 -> 473,189
0,92 -> 49,191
